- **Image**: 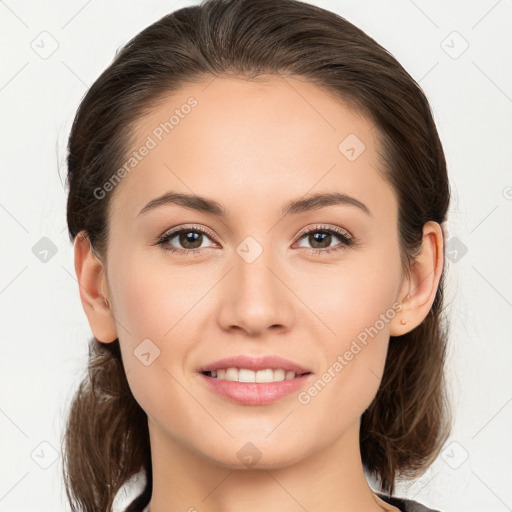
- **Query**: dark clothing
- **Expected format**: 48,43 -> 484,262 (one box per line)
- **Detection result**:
377,492 -> 441,512
128,493 -> 442,512
124,469 -> 441,512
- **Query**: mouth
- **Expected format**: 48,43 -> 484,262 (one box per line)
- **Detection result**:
198,355 -> 314,405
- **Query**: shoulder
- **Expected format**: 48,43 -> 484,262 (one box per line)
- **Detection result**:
376,492 -> 442,512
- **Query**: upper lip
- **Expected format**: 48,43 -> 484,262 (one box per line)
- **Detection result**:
199,355 -> 312,375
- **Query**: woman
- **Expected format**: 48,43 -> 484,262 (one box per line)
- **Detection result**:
62,0 -> 451,511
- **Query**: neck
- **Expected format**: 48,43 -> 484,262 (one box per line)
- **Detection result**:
145,418 -> 394,512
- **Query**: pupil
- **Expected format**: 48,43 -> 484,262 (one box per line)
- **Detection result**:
310,231 -> 330,248
180,231 -> 202,249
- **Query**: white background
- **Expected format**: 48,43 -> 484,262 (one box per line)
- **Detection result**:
1,1 -> 511,511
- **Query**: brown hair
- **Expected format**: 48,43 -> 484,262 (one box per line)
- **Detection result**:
62,0 -> 451,510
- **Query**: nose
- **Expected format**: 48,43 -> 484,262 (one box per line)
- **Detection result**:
216,242 -> 295,337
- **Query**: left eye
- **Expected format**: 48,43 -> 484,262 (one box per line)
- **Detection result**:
294,226 -> 355,254
156,225 -> 355,255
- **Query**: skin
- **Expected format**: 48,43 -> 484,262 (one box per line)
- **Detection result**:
74,75 -> 444,512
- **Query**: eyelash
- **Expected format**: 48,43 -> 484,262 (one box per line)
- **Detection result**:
156,224 -> 356,257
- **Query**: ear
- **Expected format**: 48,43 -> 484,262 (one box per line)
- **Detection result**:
390,221 -> 444,336
74,232 -> 118,343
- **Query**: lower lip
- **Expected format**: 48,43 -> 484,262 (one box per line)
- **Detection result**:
200,372 -> 313,405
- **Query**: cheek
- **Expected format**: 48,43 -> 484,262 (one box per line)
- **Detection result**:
297,241 -> 402,346
294,242 -> 401,412
105,252 -> 203,405
109,250 -> 212,342
106,247 -> 232,405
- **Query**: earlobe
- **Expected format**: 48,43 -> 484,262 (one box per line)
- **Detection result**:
74,232 -> 118,343
390,221 -> 444,336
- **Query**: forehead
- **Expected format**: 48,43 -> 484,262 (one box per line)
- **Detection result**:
109,75 -> 395,222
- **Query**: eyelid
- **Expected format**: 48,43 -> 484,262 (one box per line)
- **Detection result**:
157,222 -> 355,254
294,223 -> 353,241
158,223 -> 352,243
158,224 -> 217,242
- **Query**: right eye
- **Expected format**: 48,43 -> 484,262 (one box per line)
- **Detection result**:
156,226 -> 218,255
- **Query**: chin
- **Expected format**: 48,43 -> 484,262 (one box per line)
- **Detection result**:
199,438 -> 310,471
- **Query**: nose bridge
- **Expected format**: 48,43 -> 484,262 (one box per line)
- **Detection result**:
235,234 -> 282,302
218,234 -> 292,333
237,235 -> 276,284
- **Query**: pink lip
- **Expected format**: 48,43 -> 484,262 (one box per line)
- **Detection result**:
198,355 -> 313,406
199,355 -> 312,374
200,373 -> 314,405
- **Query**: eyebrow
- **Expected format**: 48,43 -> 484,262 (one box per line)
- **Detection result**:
137,191 -> 371,218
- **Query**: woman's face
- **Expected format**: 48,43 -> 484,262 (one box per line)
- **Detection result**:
103,75 -> 407,468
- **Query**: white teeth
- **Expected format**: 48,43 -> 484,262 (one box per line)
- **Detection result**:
273,368 -> 285,381
255,369 -> 274,383
208,367 -> 299,383
239,369 -> 256,382
225,367 -> 238,381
